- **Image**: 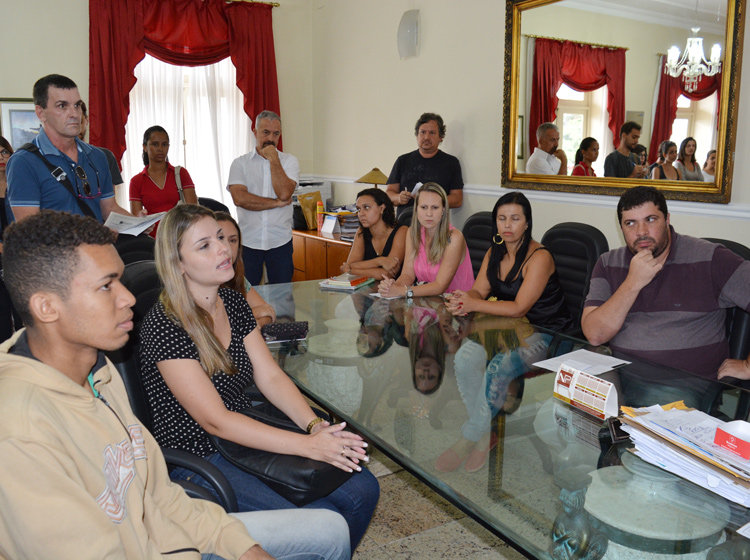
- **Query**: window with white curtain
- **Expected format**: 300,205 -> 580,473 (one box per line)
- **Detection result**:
121,54 -> 254,213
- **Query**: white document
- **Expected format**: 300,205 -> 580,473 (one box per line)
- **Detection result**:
410,182 -> 424,198
320,214 -> 341,235
104,212 -> 165,236
534,349 -> 630,375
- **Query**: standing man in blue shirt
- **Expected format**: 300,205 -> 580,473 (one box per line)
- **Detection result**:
6,74 -> 134,224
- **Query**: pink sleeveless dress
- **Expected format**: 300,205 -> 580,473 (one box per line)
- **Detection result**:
413,226 -> 474,292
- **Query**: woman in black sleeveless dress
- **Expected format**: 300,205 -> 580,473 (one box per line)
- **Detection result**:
341,188 -> 407,280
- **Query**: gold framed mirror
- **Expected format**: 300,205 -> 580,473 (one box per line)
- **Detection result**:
501,0 -> 746,203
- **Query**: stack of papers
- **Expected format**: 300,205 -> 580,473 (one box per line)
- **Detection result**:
327,205 -> 360,236
622,405 -> 750,506
319,273 -> 375,292
104,212 -> 165,236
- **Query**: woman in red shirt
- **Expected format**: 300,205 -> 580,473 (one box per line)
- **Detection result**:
571,137 -> 599,177
129,126 -> 198,237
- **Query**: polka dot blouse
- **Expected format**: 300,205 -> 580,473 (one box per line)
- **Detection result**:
139,288 -> 256,456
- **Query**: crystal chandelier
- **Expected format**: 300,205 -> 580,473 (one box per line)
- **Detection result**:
665,26 -> 722,93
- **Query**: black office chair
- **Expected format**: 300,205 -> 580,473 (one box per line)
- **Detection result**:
702,238 -> 750,419
106,260 -> 239,511
462,211 -> 493,278
397,206 -> 413,228
540,222 -> 609,336
114,234 -> 155,265
199,197 -> 230,214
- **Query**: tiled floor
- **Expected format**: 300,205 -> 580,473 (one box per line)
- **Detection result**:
354,450 -> 528,560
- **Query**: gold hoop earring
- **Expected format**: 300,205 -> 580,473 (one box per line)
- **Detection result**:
493,234 -> 504,245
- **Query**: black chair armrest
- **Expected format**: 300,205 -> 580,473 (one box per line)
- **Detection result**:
163,448 -> 238,513
173,480 -> 223,506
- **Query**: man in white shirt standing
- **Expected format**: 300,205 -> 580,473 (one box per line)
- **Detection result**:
227,110 -> 300,285
526,122 -> 567,175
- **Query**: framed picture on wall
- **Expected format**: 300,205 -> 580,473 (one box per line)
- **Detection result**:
0,99 -> 40,150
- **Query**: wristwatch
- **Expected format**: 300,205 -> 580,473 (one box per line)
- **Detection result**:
406,287 -> 414,299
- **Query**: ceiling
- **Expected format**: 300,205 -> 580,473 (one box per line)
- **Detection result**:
562,0 -> 727,36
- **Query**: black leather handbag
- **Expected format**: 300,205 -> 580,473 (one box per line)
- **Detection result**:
210,402 -> 355,506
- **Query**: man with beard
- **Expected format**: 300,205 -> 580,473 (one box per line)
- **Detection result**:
526,122 -> 567,176
386,113 -> 463,217
227,110 -> 299,284
603,121 -> 648,178
581,186 -> 750,380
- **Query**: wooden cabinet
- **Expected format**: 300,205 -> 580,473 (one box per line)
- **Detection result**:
291,230 -> 353,281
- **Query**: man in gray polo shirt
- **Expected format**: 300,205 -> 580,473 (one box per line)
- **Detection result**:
582,186 -> 750,381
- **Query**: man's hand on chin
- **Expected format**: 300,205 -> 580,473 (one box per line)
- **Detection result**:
626,249 -> 664,290
718,358 -> 750,381
261,144 -> 279,162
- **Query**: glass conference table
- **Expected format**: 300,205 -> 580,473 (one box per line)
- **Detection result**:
256,281 -> 750,559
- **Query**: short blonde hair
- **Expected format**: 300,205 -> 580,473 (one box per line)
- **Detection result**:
156,204 -> 236,376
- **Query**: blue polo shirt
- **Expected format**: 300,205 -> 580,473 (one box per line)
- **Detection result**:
6,127 -> 115,223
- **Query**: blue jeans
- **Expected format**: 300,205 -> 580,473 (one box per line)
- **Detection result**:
243,240 -> 294,285
200,508 -> 350,560
173,452 -> 379,553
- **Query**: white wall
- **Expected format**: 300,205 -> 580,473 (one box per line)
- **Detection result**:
4,0 -> 749,249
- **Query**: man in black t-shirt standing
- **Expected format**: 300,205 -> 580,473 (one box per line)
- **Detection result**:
603,121 -> 649,179
386,113 -> 463,217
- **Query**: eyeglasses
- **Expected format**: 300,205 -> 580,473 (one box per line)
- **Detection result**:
74,165 -> 100,199
0,150 -> 10,157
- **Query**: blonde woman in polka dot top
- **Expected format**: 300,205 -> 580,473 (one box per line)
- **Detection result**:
139,204 -> 379,552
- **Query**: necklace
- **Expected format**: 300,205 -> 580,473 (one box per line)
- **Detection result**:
148,168 -> 167,190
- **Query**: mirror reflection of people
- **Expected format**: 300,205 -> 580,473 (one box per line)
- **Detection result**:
632,143 -> 648,167
649,141 -> 682,181
138,204 -> 379,552
702,149 -> 717,183
378,183 -> 474,298
603,121 -> 648,178
409,309 -> 446,396
526,123 -> 567,175
341,188 -> 407,280
445,192 -> 573,333
675,137 -> 704,181
571,137 -> 599,177
215,211 -> 276,328
129,125 -> 198,237
435,316 -> 546,473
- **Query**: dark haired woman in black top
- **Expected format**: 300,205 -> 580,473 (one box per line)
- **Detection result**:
341,187 -> 407,279
445,191 -> 571,332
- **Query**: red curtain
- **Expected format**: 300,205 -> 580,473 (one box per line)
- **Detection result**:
648,55 -> 721,163
89,0 -> 280,163
528,38 -> 626,152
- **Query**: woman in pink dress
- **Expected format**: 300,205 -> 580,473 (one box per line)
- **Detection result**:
378,182 -> 473,298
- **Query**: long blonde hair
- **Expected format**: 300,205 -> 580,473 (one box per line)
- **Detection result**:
409,182 -> 451,264
155,204 -> 237,377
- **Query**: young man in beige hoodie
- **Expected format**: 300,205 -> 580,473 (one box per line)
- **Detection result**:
0,210 -> 349,560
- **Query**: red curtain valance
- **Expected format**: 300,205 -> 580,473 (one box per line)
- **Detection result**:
528,38 -> 626,152
89,0 -> 280,163
648,55 -> 721,163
